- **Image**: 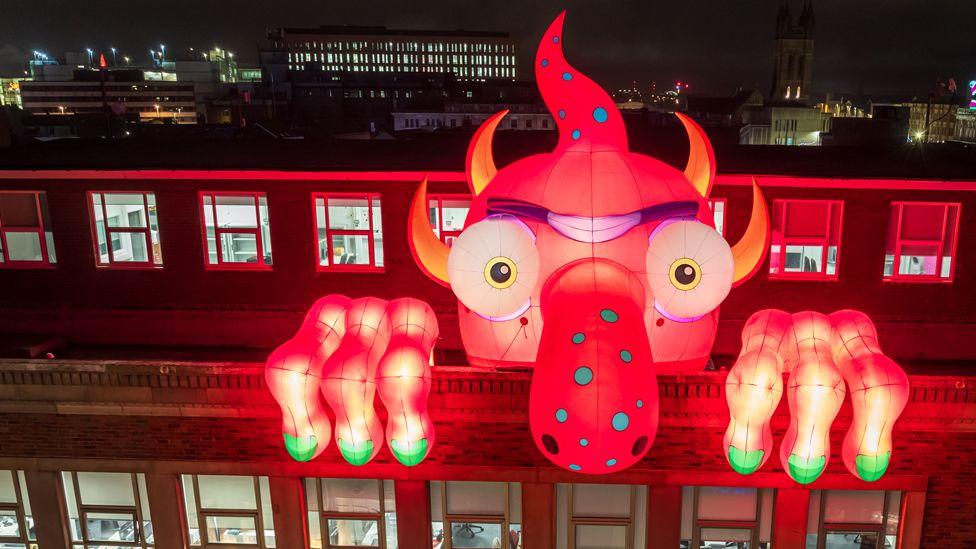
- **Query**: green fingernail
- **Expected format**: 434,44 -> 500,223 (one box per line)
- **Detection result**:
788,453 -> 826,484
855,451 -> 891,482
283,433 -> 318,462
391,438 -> 429,466
728,446 -> 764,475
337,438 -> 375,466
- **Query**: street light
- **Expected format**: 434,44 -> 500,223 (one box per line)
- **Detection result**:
85,48 -> 93,68
124,56 -> 131,65
110,47 -> 117,66
159,44 -> 166,61
58,105 -> 65,114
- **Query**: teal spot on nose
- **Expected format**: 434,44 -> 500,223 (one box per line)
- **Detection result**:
569,463 -> 581,471
562,71 -> 572,81
606,458 -> 617,467
600,309 -> 619,323
636,399 -> 644,408
611,412 -> 630,431
572,332 -> 586,344
579,438 -> 589,447
574,366 -> 593,386
619,350 -> 632,363
593,107 -> 608,123
555,408 -> 568,422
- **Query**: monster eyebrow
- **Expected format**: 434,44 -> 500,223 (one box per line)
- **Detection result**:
486,198 -> 700,243
486,198 -> 699,226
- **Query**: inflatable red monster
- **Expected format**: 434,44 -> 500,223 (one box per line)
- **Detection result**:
266,12 -> 909,484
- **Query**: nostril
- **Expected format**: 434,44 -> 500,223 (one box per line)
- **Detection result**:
632,435 -> 649,456
541,434 -> 559,455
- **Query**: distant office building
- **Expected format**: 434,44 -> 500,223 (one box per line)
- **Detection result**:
770,105 -> 827,145
394,102 -> 553,132
907,100 -> 960,143
20,69 -> 197,124
771,0 -> 814,102
0,78 -> 25,108
267,25 -> 517,81
954,108 -> 976,144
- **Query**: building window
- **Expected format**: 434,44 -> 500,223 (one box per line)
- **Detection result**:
200,193 -> 272,268
0,191 -> 56,266
884,202 -> 960,281
555,483 -> 646,549
314,193 -> 384,271
428,195 -> 471,246
89,192 -> 162,267
181,475 -> 275,547
430,481 -> 521,549
306,478 -> 396,549
769,199 -> 843,279
708,198 -> 726,235
680,486 -> 773,549
806,490 -> 901,549
61,472 -> 154,548
0,470 -> 35,546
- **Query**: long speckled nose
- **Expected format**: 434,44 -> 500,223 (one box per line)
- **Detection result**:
529,258 -> 659,474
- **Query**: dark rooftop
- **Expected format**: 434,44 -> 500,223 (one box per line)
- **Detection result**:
0,123 -> 975,180
272,25 -> 510,39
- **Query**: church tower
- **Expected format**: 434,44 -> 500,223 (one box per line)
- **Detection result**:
770,0 -> 814,102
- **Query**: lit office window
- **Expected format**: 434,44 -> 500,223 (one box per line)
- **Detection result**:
0,470 -> 35,546
883,202 -> 960,281
428,195 -> 471,246
0,191 -> 56,266
200,193 -> 272,268
708,198 -> 726,235
181,475 -> 275,547
769,199 -> 843,279
680,486 -> 773,549
314,193 -> 384,270
61,472 -> 153,548
806,490 -> 901,549
556,483 -> 646,549
430,481 -> 521,549
306,478 -> 396,549
89,192 -> 162,267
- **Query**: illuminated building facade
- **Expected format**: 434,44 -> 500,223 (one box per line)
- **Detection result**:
0,134 -> 974,547
267,25 -> 518,81
19,71 -> 197,123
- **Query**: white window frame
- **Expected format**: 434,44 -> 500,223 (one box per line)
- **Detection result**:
62,471 -> 153,549
0,470 -> 35,547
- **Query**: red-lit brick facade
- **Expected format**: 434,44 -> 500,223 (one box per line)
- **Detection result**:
0,169 -> 974,549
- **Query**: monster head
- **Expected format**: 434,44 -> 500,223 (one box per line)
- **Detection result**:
409,12 -> 770,473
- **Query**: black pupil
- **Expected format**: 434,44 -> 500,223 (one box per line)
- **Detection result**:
674,262 -> 697,285
490,261 -> 512,284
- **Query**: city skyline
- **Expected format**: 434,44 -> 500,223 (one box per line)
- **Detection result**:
0,0 -> 973,97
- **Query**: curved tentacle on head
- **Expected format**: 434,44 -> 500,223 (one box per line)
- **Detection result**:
535,11 -> 628,153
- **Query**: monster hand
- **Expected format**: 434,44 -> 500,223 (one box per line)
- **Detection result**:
724,309 -> 909,483
265,295 -> 438,466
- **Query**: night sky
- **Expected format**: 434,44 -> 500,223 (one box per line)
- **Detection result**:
1,0 -> 973,97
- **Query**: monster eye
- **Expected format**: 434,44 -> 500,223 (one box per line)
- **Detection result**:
448,215 -> 540,320
645,219 -> 733,321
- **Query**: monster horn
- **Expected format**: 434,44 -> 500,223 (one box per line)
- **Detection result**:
675,112 -> 715,198
466,110 -> 507,196
408,176 -> 451,288
730,178 -> 771,287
